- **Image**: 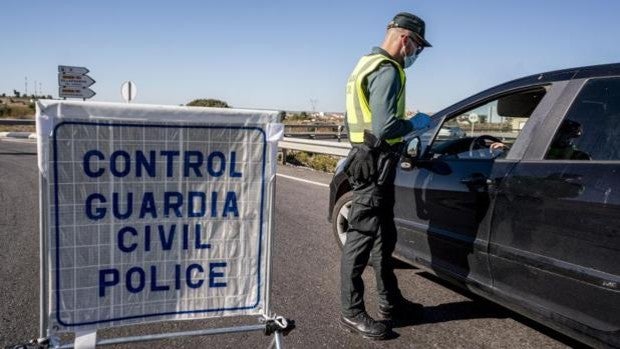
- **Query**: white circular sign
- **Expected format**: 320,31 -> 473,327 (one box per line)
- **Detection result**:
468,113 -> 479,123
121,81 -> 137,102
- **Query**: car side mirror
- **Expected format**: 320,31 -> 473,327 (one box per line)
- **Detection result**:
401,137 -> 421,170
406,137 -> 421,158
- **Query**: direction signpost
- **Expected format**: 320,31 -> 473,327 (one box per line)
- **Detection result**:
58,65 -> 96,100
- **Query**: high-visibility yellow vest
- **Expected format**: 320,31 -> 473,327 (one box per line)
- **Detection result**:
345,53 -> 406,144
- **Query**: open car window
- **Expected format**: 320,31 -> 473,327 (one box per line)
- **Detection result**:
428,87 -> 547,160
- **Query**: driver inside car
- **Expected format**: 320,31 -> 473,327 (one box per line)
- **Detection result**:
467,137 -> 509,159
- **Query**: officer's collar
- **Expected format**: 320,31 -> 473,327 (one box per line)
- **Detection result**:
371,47 -> 401,65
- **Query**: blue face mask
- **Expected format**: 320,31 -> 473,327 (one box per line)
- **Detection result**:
403,51 -> 418,68
401,41 -> 419,68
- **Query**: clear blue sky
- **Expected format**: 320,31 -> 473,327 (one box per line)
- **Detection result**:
1,0 -> 619,113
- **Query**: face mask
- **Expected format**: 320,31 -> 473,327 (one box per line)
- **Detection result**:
403,51 -> 418,68
401,42 -> 418,68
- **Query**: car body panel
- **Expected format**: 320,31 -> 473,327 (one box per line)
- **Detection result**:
491,162 -> 620,330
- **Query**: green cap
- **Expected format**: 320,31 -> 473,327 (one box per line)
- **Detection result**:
388,12 -> 432,47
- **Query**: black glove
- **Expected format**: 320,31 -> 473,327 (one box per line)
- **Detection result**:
344,145 -> 376,183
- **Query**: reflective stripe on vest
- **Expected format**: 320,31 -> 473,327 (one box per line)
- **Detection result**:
345,54 -> 406,144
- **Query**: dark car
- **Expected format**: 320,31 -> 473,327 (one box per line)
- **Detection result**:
328,63 -> 620,348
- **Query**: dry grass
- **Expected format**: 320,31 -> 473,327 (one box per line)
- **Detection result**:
285,151 -> 339,173
0,125 -> 35,133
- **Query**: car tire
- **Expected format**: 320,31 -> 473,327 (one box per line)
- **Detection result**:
332,191 -> 353,250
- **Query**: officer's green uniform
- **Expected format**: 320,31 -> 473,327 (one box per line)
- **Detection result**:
340,47 -> 414,317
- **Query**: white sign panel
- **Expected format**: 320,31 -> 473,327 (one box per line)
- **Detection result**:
58,86 -> 96,99
58,65 -> 90,75
36,100 -> 282,332
58,74 -> 96,88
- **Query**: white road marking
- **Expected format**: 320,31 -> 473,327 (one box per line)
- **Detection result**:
276,173 -> 329,188
0,138 -> 37,144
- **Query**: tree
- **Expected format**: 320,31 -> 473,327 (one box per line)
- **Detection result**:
13,90 -> 20,98
186,99 -> 230,108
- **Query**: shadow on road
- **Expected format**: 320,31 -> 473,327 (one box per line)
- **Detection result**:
391,299 -> 508,329
392,258 -> 417,270
389,271 -> 584,348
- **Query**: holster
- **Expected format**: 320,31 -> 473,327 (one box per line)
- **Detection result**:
362,130 -> 399,186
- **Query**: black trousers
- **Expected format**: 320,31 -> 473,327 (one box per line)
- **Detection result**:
340,157 -> 401,317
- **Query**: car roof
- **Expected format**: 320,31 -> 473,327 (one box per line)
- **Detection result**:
506,62 -> 620,85
433,63 -> 620,118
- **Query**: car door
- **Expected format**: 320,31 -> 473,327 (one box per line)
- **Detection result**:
489,77 -> 620,343
393,85 -> 550,288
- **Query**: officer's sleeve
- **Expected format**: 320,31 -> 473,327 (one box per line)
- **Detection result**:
366,64 -> 413,140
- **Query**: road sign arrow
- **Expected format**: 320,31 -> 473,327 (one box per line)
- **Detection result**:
59,86 -> 96,99
58,65 -> 90,75
58,73 -> 96,88
81,88 -> 96,99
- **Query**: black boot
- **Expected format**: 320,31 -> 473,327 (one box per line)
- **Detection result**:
340,312 -> 388,340
378,298 -> 423,321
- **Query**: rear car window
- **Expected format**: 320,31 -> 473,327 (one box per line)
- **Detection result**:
545,77 -> 620,161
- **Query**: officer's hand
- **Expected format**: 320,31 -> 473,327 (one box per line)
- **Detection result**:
348,146 -> 376,182
409,112 -> 431,130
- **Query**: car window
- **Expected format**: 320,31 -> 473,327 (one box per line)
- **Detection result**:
429,87 -> 547,160
545,77 -> 620,161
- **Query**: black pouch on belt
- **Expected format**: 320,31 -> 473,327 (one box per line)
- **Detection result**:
362,130 -> 397,186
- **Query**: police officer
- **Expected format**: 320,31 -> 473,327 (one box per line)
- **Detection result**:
340,12 -> 432,339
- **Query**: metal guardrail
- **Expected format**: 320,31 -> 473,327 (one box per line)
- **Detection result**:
284,124 -> 346,141
0,119 -> 352,157
279,137 -> 351,157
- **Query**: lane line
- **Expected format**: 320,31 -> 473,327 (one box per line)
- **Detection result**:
276,173 -> 329,188
0,138 -> 37,144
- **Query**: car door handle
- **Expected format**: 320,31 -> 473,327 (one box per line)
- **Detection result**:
546,173 -> 583,185
460,174 -> 492,186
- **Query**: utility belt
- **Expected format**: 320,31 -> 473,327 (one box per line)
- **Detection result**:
344,130 -> 402,187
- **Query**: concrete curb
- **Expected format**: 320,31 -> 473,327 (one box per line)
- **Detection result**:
0,132 -> 37,139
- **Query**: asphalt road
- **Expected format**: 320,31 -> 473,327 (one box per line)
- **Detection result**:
0,139 -> 581,348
